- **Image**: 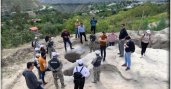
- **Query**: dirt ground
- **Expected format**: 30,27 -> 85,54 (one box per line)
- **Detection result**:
2,28 -> 169,89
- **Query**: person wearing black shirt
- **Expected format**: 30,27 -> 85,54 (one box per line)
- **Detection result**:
122,36 -> 134,71
118,24 -> 128,57
61,29 -> 74,52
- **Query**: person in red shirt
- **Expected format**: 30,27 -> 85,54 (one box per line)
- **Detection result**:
61,29 -> 74,52
99,32 -> 107,62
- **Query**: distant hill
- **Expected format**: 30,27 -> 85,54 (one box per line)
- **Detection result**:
40,0 -> 167,4
1,0 -> 42,15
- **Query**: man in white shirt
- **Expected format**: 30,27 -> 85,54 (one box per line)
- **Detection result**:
78,23 -> 88,44
73,59 -> 90,89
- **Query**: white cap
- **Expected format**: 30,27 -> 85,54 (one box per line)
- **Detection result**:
35,48 -> 39,51
52,52 -> 60,57
95,50 -> 100,55
51,37 -> 54,39
35,37 -> 38,39
146,30 -> 151,34
40,45 -> 44,48
76,59 -> 83,65
36,53 -> 40,57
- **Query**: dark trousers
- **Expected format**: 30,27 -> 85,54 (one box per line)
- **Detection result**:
91,26 -> 96,34
100,46 -> 106,61
108,42 -> 115,46
36,85 -> 43,89
74,78 -> 85,89
63,39 -> 73,51
80,32 -> 87,44
141,42 -> 149,55
41,71 -> 46,83
36,67 -> 41,79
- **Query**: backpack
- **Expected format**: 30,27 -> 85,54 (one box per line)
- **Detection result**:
32,41 -> 35,47
48,41 -> 53,47
48,58 -> 60,71
93,56 -> 102,67
74,67 -> 84,81
129,40 -> 135,53
90,35 -> 96,42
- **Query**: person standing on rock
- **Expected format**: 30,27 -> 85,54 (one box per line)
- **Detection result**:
118,24 -> 128,57
45,35 -> 50,43
47,37 -> 55,59
78,23 -> 88,44
61,29 -> 74,52
23,62 -> 44,89
90,17 -> 97,34
32,36 -> 40,48
91,50 -> 102,83
75,19 -> 80,38
73,59 -> 90,89
99,32 -> 107,62
122,36 -> 135,71
47,52 -> 66,89
107,31 -> 117,46
34,53 -> 41,79
140,30 -> 151,58
38,52 -> 48,85
32,37 -> 40,59
40,45 -> 46,60
89,31 -> 97,52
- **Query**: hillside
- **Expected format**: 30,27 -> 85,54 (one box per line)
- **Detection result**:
1,0 -> 42,15
40,0 -> 167,4
2,28 -> 169,89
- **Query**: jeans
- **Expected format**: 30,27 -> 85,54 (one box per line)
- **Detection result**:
80,32 -> 87,44
40,71 -> 46,83
124,52 -> 131,68
118,39 -> 125,56
75,28 -> 80,38
141,42 -> 149,56
100,46 -> 106,61
63,39 -> 73,51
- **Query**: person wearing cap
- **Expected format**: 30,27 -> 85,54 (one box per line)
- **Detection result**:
78,23 -> 88,44
47,52 -> 66,89
32,36 -> 40,48
140,30 -> 151,58
73,59 -> 90,89
61,29 -> 74,52
90,17 -> 97,34
118,24 -> 128,57
75,19 -> 80,38
47,37 -> 55,59
99,32 -> 107,62
38,52 -> 48,85
91,50 -> 102,83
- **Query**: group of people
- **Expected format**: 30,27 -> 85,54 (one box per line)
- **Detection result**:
23,17 -> 152,89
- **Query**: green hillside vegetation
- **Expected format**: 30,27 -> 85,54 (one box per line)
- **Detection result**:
1,3 -> 169,48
